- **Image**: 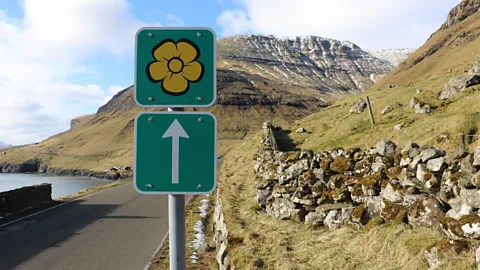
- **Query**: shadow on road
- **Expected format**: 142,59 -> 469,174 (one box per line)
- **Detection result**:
0,200 -> 123,269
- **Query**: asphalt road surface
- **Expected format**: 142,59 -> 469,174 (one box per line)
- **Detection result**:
0,159 -> 222,270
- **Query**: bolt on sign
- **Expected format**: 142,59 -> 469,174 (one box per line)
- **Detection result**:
134,112 -> 217,194
134,27 -> 216,107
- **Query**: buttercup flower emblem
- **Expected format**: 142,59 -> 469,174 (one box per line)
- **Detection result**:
146,38 -> 204,96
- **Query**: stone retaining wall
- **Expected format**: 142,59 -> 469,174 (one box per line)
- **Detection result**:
213,188 -> 230,270
254,121 -> 480,268
0,183 -> 52,217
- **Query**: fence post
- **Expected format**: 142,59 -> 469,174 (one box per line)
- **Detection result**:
366,96 -> 375,126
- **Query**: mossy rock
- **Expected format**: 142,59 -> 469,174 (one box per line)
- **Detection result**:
449,172 -> 462,184
330,157 -> 354,173
329,174 -> 348,189
311,181 -> 327,197
386,166 -> 402,179
302,170 -> 317,184
352,204 -> 367,224
393,152 -> 403,166
439,214 -> 480,239
345,176 -> 362,186
351,183 -> 364,197
319,188 -> 350,203
381,201 -> 407,223
364,216 -> 384,230
320,158 -> 333,170
360,173 -> 383,188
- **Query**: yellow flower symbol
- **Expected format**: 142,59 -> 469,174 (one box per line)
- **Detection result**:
146,38 -> 204,96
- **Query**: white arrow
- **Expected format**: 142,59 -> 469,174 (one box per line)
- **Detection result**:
162,119 -> 189,184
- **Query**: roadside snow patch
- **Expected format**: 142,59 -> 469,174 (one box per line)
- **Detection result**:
190,197 -> 210,264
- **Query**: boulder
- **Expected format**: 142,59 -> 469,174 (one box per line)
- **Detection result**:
400,156 -> 411,167
330,157 -> 354,173
420,148 -> 446,162
409,97 -> 421,108
393,122 -> 405,130
381,105 -> 395,115
282,160 -> 310,182
350,99 -> 367,114
256,189 -> 272,207
311,181 -> 327,197
469,61 -> 479,75
351,204 -> 367,224
408,197 -> 444,227
439,74 -> 480,100
440,214 -> 480,240
267,198 -> 296,220
323,210 -> 343,230
312,168 -> 326,181
381,201 -> 407,223
375,140 -> 397,156
401,142 -> 420,155
446,189 -> 480,219
380,183 -> 403,203
342,207 -> 355,223
426,157 -> 447,173
474,146 -> 480,167
296,127 -> 307,133
304,210 -> 327,226
371,159 -> 386,173
365,196 -> 384,216
415,103 -> 432,114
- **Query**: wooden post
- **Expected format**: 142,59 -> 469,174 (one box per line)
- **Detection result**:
459,133 -> 466,153
366,96 -> 375,126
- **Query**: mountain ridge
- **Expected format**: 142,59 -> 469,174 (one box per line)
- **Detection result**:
0,33 -> 405,171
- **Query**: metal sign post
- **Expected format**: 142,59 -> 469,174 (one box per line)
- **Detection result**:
168,107 -> 185,270
134,27 -> 217,270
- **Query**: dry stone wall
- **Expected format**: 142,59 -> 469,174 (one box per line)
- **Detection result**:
254,122 -> 480,268
0,183 -> 52,217
213,189 -> 230,270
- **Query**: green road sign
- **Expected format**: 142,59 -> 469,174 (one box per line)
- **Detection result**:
134,27 -> 216,108
134,112 -> 217,194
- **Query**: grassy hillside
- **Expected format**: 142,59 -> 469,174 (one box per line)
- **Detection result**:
285,10 -> 480,154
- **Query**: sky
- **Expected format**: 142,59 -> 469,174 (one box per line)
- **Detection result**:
0,0 -> 461,146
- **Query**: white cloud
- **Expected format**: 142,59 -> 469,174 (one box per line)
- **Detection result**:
216,9 -> 250,37
166,14 -> 185,26
0,0 -> 158,146
217,0 -> 460,50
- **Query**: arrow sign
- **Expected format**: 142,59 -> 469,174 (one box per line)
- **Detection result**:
162,119 -> 189,184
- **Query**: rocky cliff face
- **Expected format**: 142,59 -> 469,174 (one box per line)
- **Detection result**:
369,48 -> 416,66
441,0 -> 480,30
99,35 -> 395,116
218,35 -> 393,95
70,114 -> 96,129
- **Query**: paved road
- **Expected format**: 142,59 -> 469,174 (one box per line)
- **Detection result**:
0,159 -> 222,270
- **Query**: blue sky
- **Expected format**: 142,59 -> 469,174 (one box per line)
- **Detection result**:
0,0 -> 460,145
